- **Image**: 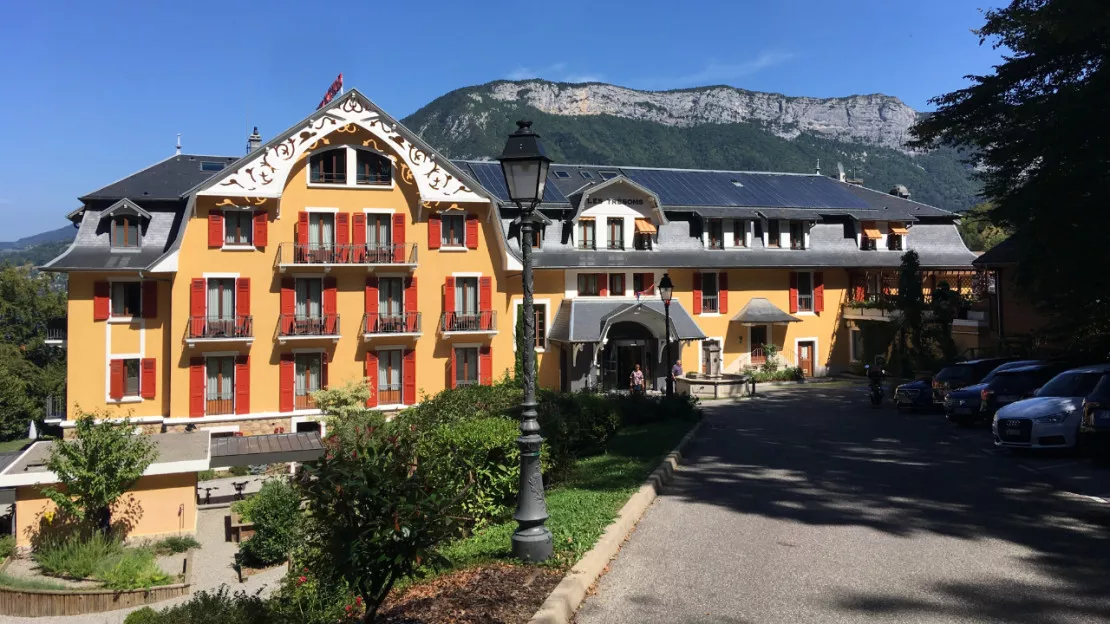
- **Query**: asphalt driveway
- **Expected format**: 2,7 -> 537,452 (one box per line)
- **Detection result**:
576,384 -> 1110,624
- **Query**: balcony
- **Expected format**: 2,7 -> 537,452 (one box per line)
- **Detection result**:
377,384 -> 402,406
44,325 -> 66,348
701,295 -> 719,313
44,394 -> 66,422
277,314 -> 341,343
206,397 -> 235,416
440,311 -> 497,335
363,312 -> 421,338
186,316 -> 253,346
276,243 -> 418,271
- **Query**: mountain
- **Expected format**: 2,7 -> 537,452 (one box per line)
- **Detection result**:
0,226 -> 75,251
403,80 -> 981,212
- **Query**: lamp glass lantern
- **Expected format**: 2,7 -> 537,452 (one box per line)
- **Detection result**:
498,120 -> 552,206
658,273 -> 674,305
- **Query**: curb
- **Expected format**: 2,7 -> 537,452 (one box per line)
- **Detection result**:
527,418 -> 705,624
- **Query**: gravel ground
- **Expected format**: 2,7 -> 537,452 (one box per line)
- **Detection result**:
4,508 -> 286,624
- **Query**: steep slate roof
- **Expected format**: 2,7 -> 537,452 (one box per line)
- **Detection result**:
79,154 -> 238,202
41,200 -> 185,271
731,298 -> 801,324
547,299 -> 704,343
973,236 -> 1018,267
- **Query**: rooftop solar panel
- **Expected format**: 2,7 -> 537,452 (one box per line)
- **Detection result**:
459,162 -> 567,204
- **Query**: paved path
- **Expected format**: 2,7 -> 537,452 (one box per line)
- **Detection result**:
577,385 -> 1110,624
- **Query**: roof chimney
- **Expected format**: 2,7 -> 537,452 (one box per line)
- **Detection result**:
815,158 -> 820,175
175,133 -> 182,156
890,184 -> 910,199
836,162 -> 846,183
246,127 -> 262,154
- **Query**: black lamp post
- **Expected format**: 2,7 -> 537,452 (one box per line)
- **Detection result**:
498,120 -> 553,562
658,273 -> 674,397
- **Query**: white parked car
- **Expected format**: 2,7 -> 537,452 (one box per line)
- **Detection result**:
993,364 -> 1110,449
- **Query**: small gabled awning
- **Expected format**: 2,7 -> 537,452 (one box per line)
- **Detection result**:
730,298 -> 801,325
634,219 -> 657,234
889,222 -> 909,235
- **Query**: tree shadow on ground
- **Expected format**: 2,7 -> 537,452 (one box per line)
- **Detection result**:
672,386 -> 1110,623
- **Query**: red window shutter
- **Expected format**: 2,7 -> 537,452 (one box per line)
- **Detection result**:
392,214 -> 406,263
336,212 -> 350,246
93,281 -> 110,321
189,358 -> 205,417
428,214 -> 441,250
853,284 -> 865,302
280,278 -> 295,333
465,214 -> 479,250
142,281 -> 158,319
208,210 -> 223,248
789,273 -> 799,314
599,274 -> 608,297
253,210 -> 268,247
236,278 -> 250,317
365,276 -> 379,316
402,349 -> 416,405
279,353 -> 295,413
405,277 -> 418,332
479,346 -> 492,386
324,277 -> 338,334
479,277 -> 492,330
109,360 -> 124,400
190,279 -> 206,336
449,348 -> 457,389
365,352 -> 378,408
140,358 -> 156,399
352,213 -> 366,244
693,273 -> 703,315
718,273 -> 728,315
297,212 -> 309,245
235,355 -> 250,415
444,277 -> 455,314
814,272 -> 825,312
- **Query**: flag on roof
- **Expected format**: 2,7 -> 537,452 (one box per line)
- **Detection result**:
317,73 -> 343,109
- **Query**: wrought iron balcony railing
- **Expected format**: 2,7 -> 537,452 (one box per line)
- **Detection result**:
440,310 -> 497,333
45,394 -> 66,420
277,243 -> 418,266
363,312 -> 421,335
278,314 -> 340,337
377,384 -> 402,406
701,295 -> 719,313
187,316 -> 253,340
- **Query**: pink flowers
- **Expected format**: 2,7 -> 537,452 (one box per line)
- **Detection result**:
297,575 -> 307,585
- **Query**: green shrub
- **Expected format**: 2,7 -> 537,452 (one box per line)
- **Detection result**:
538,390 -> 621,477
95,548 -> 173,590
34,532 -> 122,579
402,382 -> 522,430
197,470 -> 217,481
228,465 -> 251,477
422,416 -> 521,526
751,367 -> 803,383
268,567 -> 363,624
123,586 -> 271,624
0,534 -> 14,561
153,535 -> 201,554
233,480 -> 301,566
0,572 -> 67,590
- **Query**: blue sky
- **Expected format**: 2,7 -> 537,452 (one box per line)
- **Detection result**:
0,0 -> 1004,239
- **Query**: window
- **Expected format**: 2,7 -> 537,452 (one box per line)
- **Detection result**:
207,279 -> 236,334
554,170 -> 571,179
790,222 -> 806,250
224,211 -> 253,246
797,272 -> 814,312
707,219 -> 724,249
516,302 -> 547,350
366,213 -> 392,261
530,226 -> 544,249
294,278 -> 324,334
580,171 -> 593,179
607,218 -> 624,249
455,277 -> 478,314
308,213 -> 335,248
111,282 -> 141,317
767,220 -> 781,248
887,234 -> 904,251
860,221 -> 880,251
378,349 -> 403,405
578,273 -> 600,296
111,216 -> 140,248
577,219 -> 596,250
379,277 -> 404,317
701,272 -> 719,313
442,214 -> 465,247
633,273 -> 651,294
733,220 -> 747,248
455,347 -> 479,386
609,273 -> 626,296
200,161 -> 226,172
633,219 -> 654,250
849,328 -> 863,363
121,358 -> 141,397
754,219 -> 764,242
206,356 -> 235,415
599,170 -> 618,180
294,352 -> 323,410
355,150 -> 391,185
309,149 -> 346,184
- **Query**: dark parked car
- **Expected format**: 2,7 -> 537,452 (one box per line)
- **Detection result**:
944,360 -> 1042,425
979,363 -> 1073,421
895,358 -> 1015,411
1080,373 -> 1110,461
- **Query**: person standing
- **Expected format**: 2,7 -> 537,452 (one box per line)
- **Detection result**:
630,364 -> 645,395
670,359 -> 683,384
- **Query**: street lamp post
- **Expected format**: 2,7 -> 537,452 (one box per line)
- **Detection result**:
658,273 -> 674,398
498,120 -> 554,562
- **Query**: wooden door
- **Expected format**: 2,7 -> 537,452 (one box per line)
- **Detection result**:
798,341 -> 815,377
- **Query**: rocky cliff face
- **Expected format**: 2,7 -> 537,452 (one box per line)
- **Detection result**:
472,81 -> 919,151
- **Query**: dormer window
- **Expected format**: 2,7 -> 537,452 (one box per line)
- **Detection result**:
356,150 -> 391,185
599,171 -> 618,180
888,222 -> 908,251
112,216 -> 140,248
633,219 -> 656,250
308,146 -> 393,187
309,148 -> 346,184
790,222 -> 807,250
707,219 -> 724,249
860,221 -> 881,251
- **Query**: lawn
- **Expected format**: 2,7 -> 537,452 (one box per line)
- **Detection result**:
438,418 -> 696,570
0,438 -> 30,453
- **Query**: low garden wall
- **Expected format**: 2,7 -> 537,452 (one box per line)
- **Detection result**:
0,550 -> 193,617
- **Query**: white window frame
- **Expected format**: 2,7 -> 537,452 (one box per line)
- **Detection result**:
513,299 -> 551,353
108,279 -> 143,322
305,146 -> 396,189
453,344 -> 481,387
375,346 -> 406,410
221,207 -> 255,249
699,271 -> 720,316
106,355 -> 144,403
795,271 -> 815,315
440,212 -> 467,250
204,353 -> 238,416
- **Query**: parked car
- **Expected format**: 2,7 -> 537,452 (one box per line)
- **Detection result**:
944,360 -> 1042,425
1080,373 -> 1110,461
895,357 -> 1015,411
978,363 -> 1076,422
992,364 -> 1110,450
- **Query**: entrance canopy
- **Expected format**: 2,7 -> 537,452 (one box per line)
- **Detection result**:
730,297 -> 800,325
209,431 -> 324,468
549,299 -> 705,343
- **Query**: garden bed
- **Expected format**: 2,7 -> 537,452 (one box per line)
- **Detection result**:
379,563 -> 562,624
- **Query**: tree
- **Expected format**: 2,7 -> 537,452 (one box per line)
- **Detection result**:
957,202 -> 1010,252
43,412 -> 155,533
928,282 -> 961,363
910,0 -> 1110,340
895,250 -> 932,374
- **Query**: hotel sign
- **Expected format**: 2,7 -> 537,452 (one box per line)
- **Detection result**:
587,197 -> 645,206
